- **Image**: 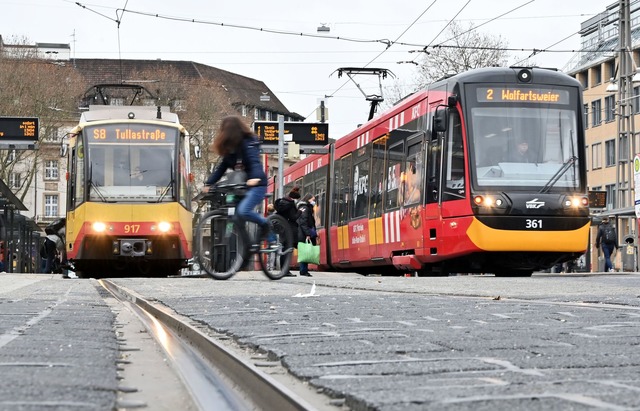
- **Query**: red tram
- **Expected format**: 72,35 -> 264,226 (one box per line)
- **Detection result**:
269,67 -> 590,276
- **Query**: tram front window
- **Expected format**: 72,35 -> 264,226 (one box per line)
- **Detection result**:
470,106 -> 581,191
85,124 -> 177,202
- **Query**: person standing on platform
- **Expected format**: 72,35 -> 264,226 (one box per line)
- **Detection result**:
297,193 -> 317,277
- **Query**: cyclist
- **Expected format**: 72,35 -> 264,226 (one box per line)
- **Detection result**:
204,116 -> 269,240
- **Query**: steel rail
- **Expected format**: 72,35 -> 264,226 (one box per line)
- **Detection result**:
100,279 -> 317,411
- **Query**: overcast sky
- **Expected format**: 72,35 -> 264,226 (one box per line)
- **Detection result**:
1,0 -> 611,138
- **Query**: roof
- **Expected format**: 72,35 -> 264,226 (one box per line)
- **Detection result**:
0,179 -> 27,211
72,59 -> 303,120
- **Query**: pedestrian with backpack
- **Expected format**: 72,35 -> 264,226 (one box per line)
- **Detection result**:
274,186 -> 301,276
595,215 -> 619,272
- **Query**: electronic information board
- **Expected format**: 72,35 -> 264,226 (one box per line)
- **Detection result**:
0,117 -> 39,142
253,121 -> 328,146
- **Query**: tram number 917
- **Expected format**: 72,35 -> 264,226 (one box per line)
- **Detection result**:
525,219 -> 542,229
124,224 -> 140,234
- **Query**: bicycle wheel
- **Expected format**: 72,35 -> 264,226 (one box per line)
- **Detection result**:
196,211 -> 248,280
258,214 -> 295,280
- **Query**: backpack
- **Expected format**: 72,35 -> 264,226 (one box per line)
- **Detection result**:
274,197 -> 298,223
601,224 -> 616,243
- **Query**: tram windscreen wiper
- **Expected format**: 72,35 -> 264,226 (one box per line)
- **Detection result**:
157,162 -> 174,202
88,165 -> 109,202
538,156 -> 578,194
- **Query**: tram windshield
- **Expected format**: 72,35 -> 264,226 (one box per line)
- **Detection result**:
467,84 -> 582,191
84,124 -> 178,202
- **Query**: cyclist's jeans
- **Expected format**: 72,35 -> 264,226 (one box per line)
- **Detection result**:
237,185 -> 268,227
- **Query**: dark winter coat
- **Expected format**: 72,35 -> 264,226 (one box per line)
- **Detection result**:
205,134 -> 267,186
296,201 -> 317,244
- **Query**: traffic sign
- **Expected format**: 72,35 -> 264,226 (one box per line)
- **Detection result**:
253,121 -> 328,146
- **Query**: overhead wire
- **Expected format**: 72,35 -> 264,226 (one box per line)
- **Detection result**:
73,2 -> 605,59
71,1 -> 609,120
320,0 -> 438,109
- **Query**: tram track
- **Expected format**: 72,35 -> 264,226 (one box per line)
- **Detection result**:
99,279 -> 335,411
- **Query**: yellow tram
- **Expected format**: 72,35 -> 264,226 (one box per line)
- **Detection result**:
64,104 -> 195,277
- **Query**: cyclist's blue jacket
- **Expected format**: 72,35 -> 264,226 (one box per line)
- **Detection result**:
205,134 -> 268,186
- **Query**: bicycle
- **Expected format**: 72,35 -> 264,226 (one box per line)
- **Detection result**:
194,183 -> 295,280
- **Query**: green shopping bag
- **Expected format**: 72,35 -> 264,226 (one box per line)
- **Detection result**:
297,239 -> 320,264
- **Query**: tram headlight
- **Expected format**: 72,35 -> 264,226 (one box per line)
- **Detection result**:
156,221 -> 172,233
92,222 -> 107,233
472,193 -> 509,213
563,196 -> 589,208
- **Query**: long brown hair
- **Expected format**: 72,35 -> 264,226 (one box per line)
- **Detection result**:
211,116 -> 253,156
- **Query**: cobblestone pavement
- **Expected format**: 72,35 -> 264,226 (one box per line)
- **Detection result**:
113,272 -> 640,411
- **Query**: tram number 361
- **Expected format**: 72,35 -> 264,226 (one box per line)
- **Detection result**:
525,219 -> 542,229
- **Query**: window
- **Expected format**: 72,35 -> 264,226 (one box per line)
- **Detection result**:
9,172 -> 21,188
6,150 -> 16,163
44,160 -> 59,180
605,139 -> 615,167
578,71 -> 588,89
241,105 -> 248,117
443,110 -> 464,201
592,143 -> 602,170
110,97 -> 124,106
591,99 -> 601,127
352,146 -> 370,219
634,86 -> 640,114
583,104 -> 589,129
44,194 -> 59,217
46,126 -> 60,142
606,60 -> 616,81
604,95 -> 615,122
605,184 -> 616,209
619,134 -> 629,161
386,143 -> 403,210
254,108 -> 259,120
591,65 -> 602,86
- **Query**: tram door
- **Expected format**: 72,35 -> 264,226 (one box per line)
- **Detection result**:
425,101 -> 445,255
333,154 -> 352,264
369,138 -> 387,259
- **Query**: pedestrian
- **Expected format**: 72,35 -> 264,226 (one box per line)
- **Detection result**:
595,215 -> 618,272
266,203 -> 278,271
274,186 -> 301,277
204,115 -> 269,241
297,193 -> 317,277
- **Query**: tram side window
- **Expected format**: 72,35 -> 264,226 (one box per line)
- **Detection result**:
443,110 -> 465,201
401,142 -> 423,206
313,177 -> 327,228
427,134 -> 443,204
352,146 -> 370,219
333,155 -> 352,225
386,143 -> 403,210
369,138 -> 386,217
178,137 -> 189,208
73,138 -> 85,207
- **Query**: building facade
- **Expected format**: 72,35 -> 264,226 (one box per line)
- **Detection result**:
566,0 -> 640,271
